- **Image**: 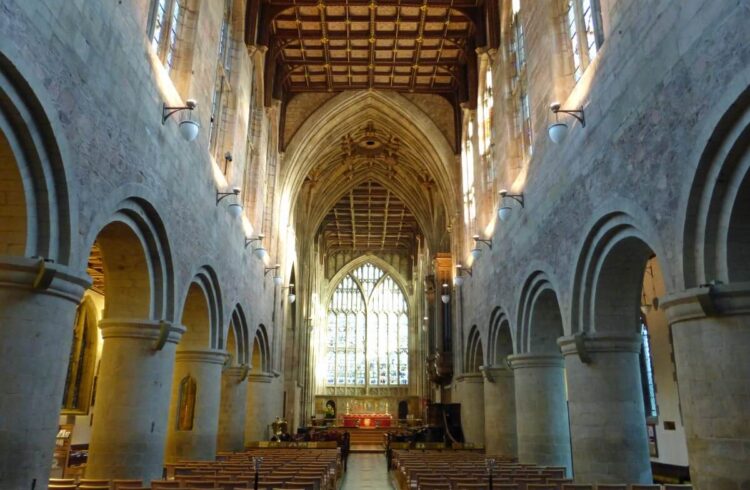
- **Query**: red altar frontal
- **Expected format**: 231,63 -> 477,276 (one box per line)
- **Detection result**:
342,413 -> 393,428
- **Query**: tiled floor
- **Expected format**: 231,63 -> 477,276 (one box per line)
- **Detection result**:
341,453 -> 395,489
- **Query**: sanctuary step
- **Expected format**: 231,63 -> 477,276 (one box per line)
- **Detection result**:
345,427 -> 389,447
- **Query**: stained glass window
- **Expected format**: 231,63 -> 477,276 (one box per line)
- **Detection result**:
326,264 -> 409,387
640,318 -> 658,418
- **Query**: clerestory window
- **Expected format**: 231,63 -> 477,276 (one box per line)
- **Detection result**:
566,0 -> 604,81
149,0 -> 184,74
509,0 -> 532,160
326,263 -> 409,387
209,0 -> 235,163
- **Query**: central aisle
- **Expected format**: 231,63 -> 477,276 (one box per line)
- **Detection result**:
340,453 -> 395,489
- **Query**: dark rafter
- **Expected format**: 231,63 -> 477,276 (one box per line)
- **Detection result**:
246,1 -> 500,150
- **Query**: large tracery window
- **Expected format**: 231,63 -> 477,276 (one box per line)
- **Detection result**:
326,263 -> 409,387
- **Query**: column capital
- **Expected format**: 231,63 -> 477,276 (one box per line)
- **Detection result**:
0,256 -> 90,302
660,283 -> 750,324
455,372 -> 484,384
246,372 -> 274,384
558,333 -> 642,359
175,349 -> 228,365
507,353 -> 564,370
479,364 -> 513,383
99,319 -> 186,345
223,365 -> 250,383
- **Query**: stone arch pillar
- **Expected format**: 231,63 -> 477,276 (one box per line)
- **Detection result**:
509,272 -> 572,474
482,310 -> 517,458
217,306 -> 250,452
165,273 -> 227,463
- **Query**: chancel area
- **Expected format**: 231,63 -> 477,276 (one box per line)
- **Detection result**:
0,1 -> 749,489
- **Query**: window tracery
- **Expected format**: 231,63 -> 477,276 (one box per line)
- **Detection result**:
326,264 -> 409,388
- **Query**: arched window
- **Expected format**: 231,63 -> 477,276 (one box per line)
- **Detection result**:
640,316 -> 658,418
480,67 -> 494,158
462,119 -> 476,232
509,0 -> 532,160
326,263 -> 409,387
209,0 -> 236,164
149,0 -> 183,73
566,0 -> 604,81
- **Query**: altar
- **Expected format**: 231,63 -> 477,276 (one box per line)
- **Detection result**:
342,413 -> 393,428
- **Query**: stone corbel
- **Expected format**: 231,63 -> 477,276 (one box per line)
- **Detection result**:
574,331 -> 592,364
479,365 -> 494,383
239,364 -> 251,382
154,320 -> 171,351
32,257 -> 56,290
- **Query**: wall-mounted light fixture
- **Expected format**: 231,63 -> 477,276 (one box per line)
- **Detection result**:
244,234 -> 268,261
162,99 -> 200,141
223,151 -> 233,174
282,284 -> 296,304
454,264 -> 472,287
498,189 -> 525,222
471,235 -> 493,261
265,264 -> 284,286
548,102 -> 585,144
216,187 -> 243,218
441,283 -> 451,304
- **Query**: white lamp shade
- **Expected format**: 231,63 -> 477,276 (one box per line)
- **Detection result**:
288,293 -> 296,304
470,247 -> 482,261
498,206 -> 512,222
547,122 -> 568,144
454,275 -> 464,287
253,247 -> 268,260
273,275 -> 283,286
179,119 -> 200,141
227,202 -> 243,218
441,293 -> 450,304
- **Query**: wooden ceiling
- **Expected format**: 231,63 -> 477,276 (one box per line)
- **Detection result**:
320,179 -> 419,252
247,1 -> 499,106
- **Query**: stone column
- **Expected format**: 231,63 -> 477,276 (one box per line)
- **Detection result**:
86,320 -> 185,480
558,334 -> 651,483
455,373 -> 485,446
217,366 -> 249,452
480,365 -> 517,458
244,373 -> 274,442
508,354 -> 572,475
165,349 -> 227,462
0,258 -> 89,490
661,285 -> 750,490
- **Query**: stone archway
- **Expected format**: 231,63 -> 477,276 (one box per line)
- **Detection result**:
165,267 -> 226,463
509,271 -> 572,474
217,304 -> 251,452
84,198 -> 180,483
